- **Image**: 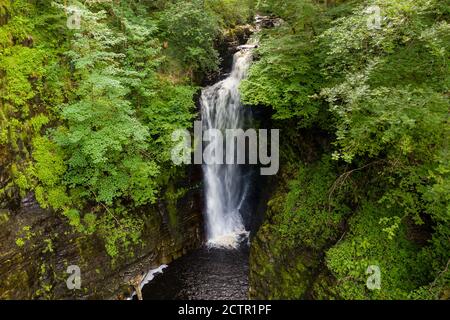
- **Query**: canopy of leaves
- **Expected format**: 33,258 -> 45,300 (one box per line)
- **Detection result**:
242,0 -> 449,299
158,0 -> 221,74
0,0 -> 206,258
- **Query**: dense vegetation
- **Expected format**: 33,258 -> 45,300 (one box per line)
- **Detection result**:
0,0 -> 252,259
0,0 -> 448,299
243,0 -> 449,299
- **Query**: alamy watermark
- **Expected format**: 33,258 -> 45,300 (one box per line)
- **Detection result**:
366,5 -> 382,30
171,121 -> 279,176
366,265 -> 381,290
66,265 -> 81,290
66,6 -> 82,30
65,1 -> 114,30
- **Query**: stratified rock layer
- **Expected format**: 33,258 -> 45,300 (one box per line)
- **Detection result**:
0,168 -> 203,300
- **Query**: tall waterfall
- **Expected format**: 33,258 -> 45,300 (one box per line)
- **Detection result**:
200,45 -> 255,248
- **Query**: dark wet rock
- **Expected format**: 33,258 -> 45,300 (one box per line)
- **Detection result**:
255,14 -> 284,29
237,44 -> 259,50
0,167 -> 204,300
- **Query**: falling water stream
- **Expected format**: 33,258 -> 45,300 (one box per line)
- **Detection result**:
140,43 -> 257,300
201,46 -> 255,248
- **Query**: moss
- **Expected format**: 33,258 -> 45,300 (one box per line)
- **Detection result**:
311,272 -> 338,300
0,210 -> 9,224
165,183 -> 179,228
250,226 -> 313,299
0,268 -> 30,299
249,158 -> 349,300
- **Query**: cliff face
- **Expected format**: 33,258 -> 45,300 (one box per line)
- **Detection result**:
248,131 -> 341,300
248,184 -> 339,300
0,167 -> 203,300
249,214 -> 338,300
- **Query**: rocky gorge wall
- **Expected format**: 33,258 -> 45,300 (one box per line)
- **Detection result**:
0,167 -> 203,300
248,130 -> 340,300
248,194 -> 338,300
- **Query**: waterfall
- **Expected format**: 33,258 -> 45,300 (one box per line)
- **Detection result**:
200,45 -> 256,249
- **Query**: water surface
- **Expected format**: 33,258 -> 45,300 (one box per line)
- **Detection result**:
141,244 -> 249,300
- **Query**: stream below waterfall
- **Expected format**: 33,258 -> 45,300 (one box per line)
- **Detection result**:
140,244 -> 249,300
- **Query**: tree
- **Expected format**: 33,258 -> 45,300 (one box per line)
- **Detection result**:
158,0 -> 220,74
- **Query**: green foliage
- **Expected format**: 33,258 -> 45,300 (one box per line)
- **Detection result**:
47,2 -> 198,257
0,0 -> 68,203
32,136 -> 69,209
205,0 -> 254,27
1,0 -> 448,299
15,225 -> 35,248
98,209 -> 143,259
326,202 -> 431,299
323,84 -> 448,163
270,157 -> 349,250
246,0 -> 450,299
158,0 -> 220,74
316,1 -> 449,299
256,0 -> 319,32
241,30 -> 322,124
0,0 -> 208,260
249,156 -> 351,300
143,83 -> 197,163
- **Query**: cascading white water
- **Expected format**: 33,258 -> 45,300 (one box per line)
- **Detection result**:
201,45 -> 255,249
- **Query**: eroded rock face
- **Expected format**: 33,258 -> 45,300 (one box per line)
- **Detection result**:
248,133 -> 339,300
0,168 -> 203,300
248,203 -> 317,300
249,222 -> 336,300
